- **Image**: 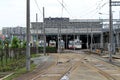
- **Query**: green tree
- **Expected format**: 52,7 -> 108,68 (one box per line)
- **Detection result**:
21,40 -> 26,48
0,40 -> 3,49
10,36 -> 20,60
3,39 -> 10,64
4,39 -> 10,48
11,36 -> 20,48
0,40 -> 3,66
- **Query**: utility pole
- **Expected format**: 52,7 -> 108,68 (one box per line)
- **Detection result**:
36,13 -> 39,54
66,35 -> 68,49
57,23 -> 60,53
90,23 -> 93,52
73,26 -> 75,51
109,0 -> 120,61
87,27 -> 89,49
101,20 -> 103,52
109,0 -> 113,62
43,7 -> 46,55
26,0 -> 30,71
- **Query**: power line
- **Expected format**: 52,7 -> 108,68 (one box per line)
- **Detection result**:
34,0 -> 42,14
80,1 -> 108,18
79,1 -> 102,18
99,2 -> 109,10
80,7 -> 99,18
56,0 -> 72,17
96,0 -> 104,10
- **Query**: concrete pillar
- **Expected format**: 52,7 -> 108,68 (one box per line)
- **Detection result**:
66,35 -> 68,49
100,32 -> 103,49
116,32 -> 119,47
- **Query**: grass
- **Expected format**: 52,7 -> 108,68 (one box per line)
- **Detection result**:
0,57 -> 11,66
0,53 -> 40,80
31,53 -> 41,58
3,63 -> 36,80
3,54 -> 40,80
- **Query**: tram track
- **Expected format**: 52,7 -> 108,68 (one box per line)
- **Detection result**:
83,52 -> 120,80
82,59 -> 116,80
14,51 -> 120,80
14,56 -> 57,80
68,50 -> 120,80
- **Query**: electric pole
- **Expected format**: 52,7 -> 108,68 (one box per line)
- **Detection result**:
90,23 -> 93,52
109,0 -> 113,62
73,26 -> 75,51
36,13 -> 39,54
87,26 -> 89,49
26,0 -> 30,71
57,23 -> 60,53
43,7 -> 46,55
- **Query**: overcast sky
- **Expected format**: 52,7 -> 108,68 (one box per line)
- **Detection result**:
0,0 -> 120,30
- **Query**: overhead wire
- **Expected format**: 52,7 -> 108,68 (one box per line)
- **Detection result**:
80,0 -> 109,18
99,1 -> 109,10
56,0 -> 72,18
79,1 -> 102,18
33,0 -> 43,21
34,0 -> 42,14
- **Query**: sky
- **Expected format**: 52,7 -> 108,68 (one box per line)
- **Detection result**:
0,0 -> 120,30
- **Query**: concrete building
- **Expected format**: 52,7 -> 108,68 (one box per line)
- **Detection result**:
31,17 -> 103,49
2,26 -> 26,41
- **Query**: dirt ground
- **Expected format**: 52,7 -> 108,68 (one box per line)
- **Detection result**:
14,52 -> 120,80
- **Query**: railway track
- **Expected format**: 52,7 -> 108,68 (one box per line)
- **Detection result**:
69,50 -> 120,80
14,56 -> 57,80
14,51 -> 120,80
26,53 -> 88,80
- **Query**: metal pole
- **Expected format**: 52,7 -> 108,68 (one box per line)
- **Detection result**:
26,0 -> 30,71
57,23 -> 60,53
91,23 -> 93,52
57,28 -> 60,53
74,26 -> 75,51
100,19 -> 103,50
87,27 -> 89,49
66,35 -> 67,49
43,7 -> 46,55
109,0 -> 112,62
36,13 -> 38,54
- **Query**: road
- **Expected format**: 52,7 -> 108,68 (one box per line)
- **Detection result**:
14,50 -> 120,80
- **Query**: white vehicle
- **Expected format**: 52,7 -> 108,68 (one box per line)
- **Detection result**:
68,39 -> 82,49
39,40 -> 48,47
60,40 -> 65,49
49,40 -> 56,47
74,39 -> 82,49
68,41 -> 74,49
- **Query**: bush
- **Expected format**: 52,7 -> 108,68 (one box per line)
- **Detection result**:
38,47 -> 57,53
0,56 -> 26,72
46,47 -> 57,53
